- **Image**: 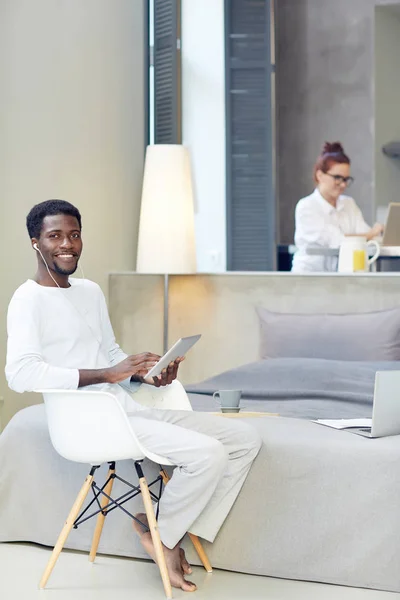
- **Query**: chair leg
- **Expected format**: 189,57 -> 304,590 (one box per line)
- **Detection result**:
186,534 -> 213,574
89,464 -> 116,563
39,473 -> 94,589
160,469 -> 213,573
138,471 -> 172,599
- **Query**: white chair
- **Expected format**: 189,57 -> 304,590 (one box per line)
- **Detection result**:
37,386 -> 212,598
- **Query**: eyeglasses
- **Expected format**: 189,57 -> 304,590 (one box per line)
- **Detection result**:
325,173 -> 354,187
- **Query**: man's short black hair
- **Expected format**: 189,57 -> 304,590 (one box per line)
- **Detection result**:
26,200 -> 82,239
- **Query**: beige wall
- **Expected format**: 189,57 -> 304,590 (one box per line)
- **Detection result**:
0,0 -> 146,427
110,273 -> 400,385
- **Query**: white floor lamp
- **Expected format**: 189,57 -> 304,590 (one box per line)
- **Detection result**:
136,145 -> 197,353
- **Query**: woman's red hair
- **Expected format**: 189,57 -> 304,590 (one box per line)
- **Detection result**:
313,142 -> 350,183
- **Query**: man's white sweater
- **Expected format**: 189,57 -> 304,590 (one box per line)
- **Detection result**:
5,278 -> 141,411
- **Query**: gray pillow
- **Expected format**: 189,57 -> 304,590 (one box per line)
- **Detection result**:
256,306 -> 400,361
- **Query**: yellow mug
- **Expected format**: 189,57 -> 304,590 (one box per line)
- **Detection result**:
353,249 -> 366,272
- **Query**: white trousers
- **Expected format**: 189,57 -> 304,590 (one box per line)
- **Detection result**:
127,383 -> 262,549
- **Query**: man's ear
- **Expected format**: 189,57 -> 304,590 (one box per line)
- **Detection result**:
32,239 -> 39,251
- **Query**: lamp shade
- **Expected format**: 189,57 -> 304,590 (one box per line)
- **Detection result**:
136,145 -> 197,274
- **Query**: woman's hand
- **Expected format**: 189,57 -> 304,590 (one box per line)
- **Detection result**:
367,222 -> 384,241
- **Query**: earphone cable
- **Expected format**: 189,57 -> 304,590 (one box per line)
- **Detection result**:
34,246 -> 103,346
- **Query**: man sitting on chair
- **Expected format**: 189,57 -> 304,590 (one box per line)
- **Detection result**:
5,200 -> 262,592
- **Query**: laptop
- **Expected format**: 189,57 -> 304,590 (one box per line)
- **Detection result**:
382,203 -> 400,246
353,371 -> 400,438
315,371 -> 400,437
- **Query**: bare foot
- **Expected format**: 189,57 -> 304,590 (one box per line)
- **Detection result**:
133,514 -> 192,574
180,547 -> 193,575
132,512 -> 150,537
133,513 -> 196,592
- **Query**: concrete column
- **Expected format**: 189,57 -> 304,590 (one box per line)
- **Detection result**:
275,0 -> 400,244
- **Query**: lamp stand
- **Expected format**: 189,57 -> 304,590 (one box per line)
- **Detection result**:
163,274 -> 169,354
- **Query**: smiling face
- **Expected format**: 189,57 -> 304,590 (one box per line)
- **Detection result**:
32,213 -> 83,278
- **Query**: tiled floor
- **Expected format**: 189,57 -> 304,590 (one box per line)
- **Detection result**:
0,542 -> 399,600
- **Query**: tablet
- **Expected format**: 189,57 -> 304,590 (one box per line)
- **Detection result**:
146,334 -> 202,379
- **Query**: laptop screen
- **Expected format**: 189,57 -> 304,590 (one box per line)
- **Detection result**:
382,203 -> 400,246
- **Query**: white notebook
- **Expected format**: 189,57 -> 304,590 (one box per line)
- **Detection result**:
313,418 -> 372,430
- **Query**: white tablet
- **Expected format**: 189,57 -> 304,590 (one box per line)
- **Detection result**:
146,334 -> 202,379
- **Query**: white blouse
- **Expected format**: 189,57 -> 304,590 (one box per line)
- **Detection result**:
291,188 -> 370,273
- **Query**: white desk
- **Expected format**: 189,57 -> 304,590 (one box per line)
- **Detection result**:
305,246 -> 400,257
305,246 -> 400,271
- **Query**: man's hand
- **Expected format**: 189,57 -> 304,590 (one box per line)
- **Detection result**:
106,353 -> 161,384
146,357 -> 185,388
78,354 -> 185,389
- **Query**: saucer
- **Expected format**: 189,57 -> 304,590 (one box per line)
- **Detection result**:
221,407 -> 241,414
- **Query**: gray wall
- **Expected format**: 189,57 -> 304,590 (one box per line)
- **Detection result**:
276,0 -> 400,244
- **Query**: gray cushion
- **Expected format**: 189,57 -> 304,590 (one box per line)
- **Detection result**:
256,306 -> 400,361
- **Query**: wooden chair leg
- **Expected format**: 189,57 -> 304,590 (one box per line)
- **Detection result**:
39,473 -> 94,589
89,465 -> 116,563
139,474 -> 173,599
160,469 -> 213,573
186,533 -> 212,573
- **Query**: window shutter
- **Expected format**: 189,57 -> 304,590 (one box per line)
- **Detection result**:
153,0 -> 181,144
225,0 -> 275,270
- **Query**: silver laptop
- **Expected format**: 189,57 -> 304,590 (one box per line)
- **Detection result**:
355,371 -> 400,438
382,203 -> 400,246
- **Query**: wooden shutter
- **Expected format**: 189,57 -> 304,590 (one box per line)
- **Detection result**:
153,0 -> 181,143
225,0 -> 275,270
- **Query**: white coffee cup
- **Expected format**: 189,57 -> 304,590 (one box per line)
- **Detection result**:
213,390 -> 242,413
338,236 -> 380,273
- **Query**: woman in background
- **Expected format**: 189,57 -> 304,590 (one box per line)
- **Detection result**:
291,142 -> 383,273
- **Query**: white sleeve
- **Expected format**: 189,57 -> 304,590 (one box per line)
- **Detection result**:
98,289 -> 141,394
5,295 -> 79,393
294,201 -> 344,248
352,200 -> 371,234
